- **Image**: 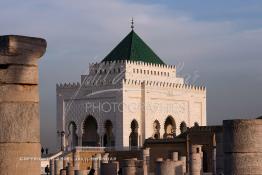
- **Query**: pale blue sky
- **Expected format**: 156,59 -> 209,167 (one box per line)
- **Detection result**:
1,0 -> 262,151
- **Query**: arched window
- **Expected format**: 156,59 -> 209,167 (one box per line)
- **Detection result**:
68,121 -> 78,149
163,116 -> 176,138
82,115 -> 99,146
129,119 -> 139,147
153,120 -> 160,139
103,120 -> 115,147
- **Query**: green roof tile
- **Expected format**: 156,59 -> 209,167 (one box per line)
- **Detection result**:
102,30 -> 165,65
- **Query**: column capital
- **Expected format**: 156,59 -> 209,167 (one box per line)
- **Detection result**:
0,35 -> 47,62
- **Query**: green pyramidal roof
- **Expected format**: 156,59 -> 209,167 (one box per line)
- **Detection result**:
102,30 -> 165,65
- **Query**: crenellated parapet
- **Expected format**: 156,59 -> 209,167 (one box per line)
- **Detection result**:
90,59 -> 175,67
88,60 -> 176,74
124,60 -> 176,69
56,82 -> 80,89
123,79 -> 206,92
86,60 -> 181,86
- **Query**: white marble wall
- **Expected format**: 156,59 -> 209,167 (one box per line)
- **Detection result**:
56,61 -> 206,150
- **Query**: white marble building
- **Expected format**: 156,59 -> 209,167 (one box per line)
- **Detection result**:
56,28 -> 206,151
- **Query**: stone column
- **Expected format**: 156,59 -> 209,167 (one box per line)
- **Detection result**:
212,134 -> 216,175
158,159 -> 175,175
60,169 -> 67,175
122,158 -> 138,175
61,131 -> 66,151
189,144 -> 202,175
63,158 -> 68,169
73,150 -> 80,170
100,161 -> 119,175
92,154 -> 100,175
50,159 -> 55,175
172,152 -> 178,162
102,153 -> 109,163
155,158 -> 163,175
55,159 -> 63,175
78,136 -> 82,147
179,156 -> 186,174
142,147 -> 150,174
223,119 -> 262,175
215,129 -> 223,174
0,35 -> 46,175
66,163 -> 74,175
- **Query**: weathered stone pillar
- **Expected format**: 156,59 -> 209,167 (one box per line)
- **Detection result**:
172,152 -> 178,162
215,128 -> 223,174
102,153 -> 109,163
100,161 -> 119,175
60,169 -> 67,175
0,35 -> 46,175
223,119 -> 262,175
66,163 -> 74,175
158,159 -> 175,175
189,145 -> 202,175
55,158 -> 63,175
155,158 -> 163,175
179,156 -> 186,174
97,153 -> 102,175
61,132 -> 66,151
92,154 -> 101,175
142,148 -> 150,175
212,134 -> 216,175
75,170 -> 88,175
50,159 -> 55,175
63,158 -> 68,169
73,150 -> 80,170
122,158 -> 138,175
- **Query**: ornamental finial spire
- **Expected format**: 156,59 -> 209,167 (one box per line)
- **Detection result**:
131,18 -> 134,30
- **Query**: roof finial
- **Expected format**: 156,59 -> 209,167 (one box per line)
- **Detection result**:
131,17 -> 134,30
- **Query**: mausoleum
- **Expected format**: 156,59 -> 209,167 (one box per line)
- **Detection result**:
56,26 -> 206,151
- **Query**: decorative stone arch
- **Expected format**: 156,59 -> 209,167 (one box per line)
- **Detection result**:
67,121 -> 78,149
103,120 -> 115,147
82,115 -> 100,146
180,121 -> 187,134
129,119 -> 139,147
152,120 -> 160,139
163,116 -> 176,138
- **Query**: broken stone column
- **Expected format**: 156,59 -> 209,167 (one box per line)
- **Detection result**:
142,148 -> 150,175
50,159 -> 55,175
172,152 -> 178,161
60,169 -> 67,175
55,158 -> 63,175
215,128 -> 224,175
189,145 -> 203,175
66,163 -> 74,175
159,159 -> 175,175
63,158 -> 68,169
102,153 -> 109,163
0,35 -> 46,175
122,158 -> 138,175
223,119 -> 262,175
73,150 -> 80,170
179,156 -> 186,174
155,158 -> 163,175
101,161 -> 119,175
75,170 -> 89,175
92,154 -> 101,175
